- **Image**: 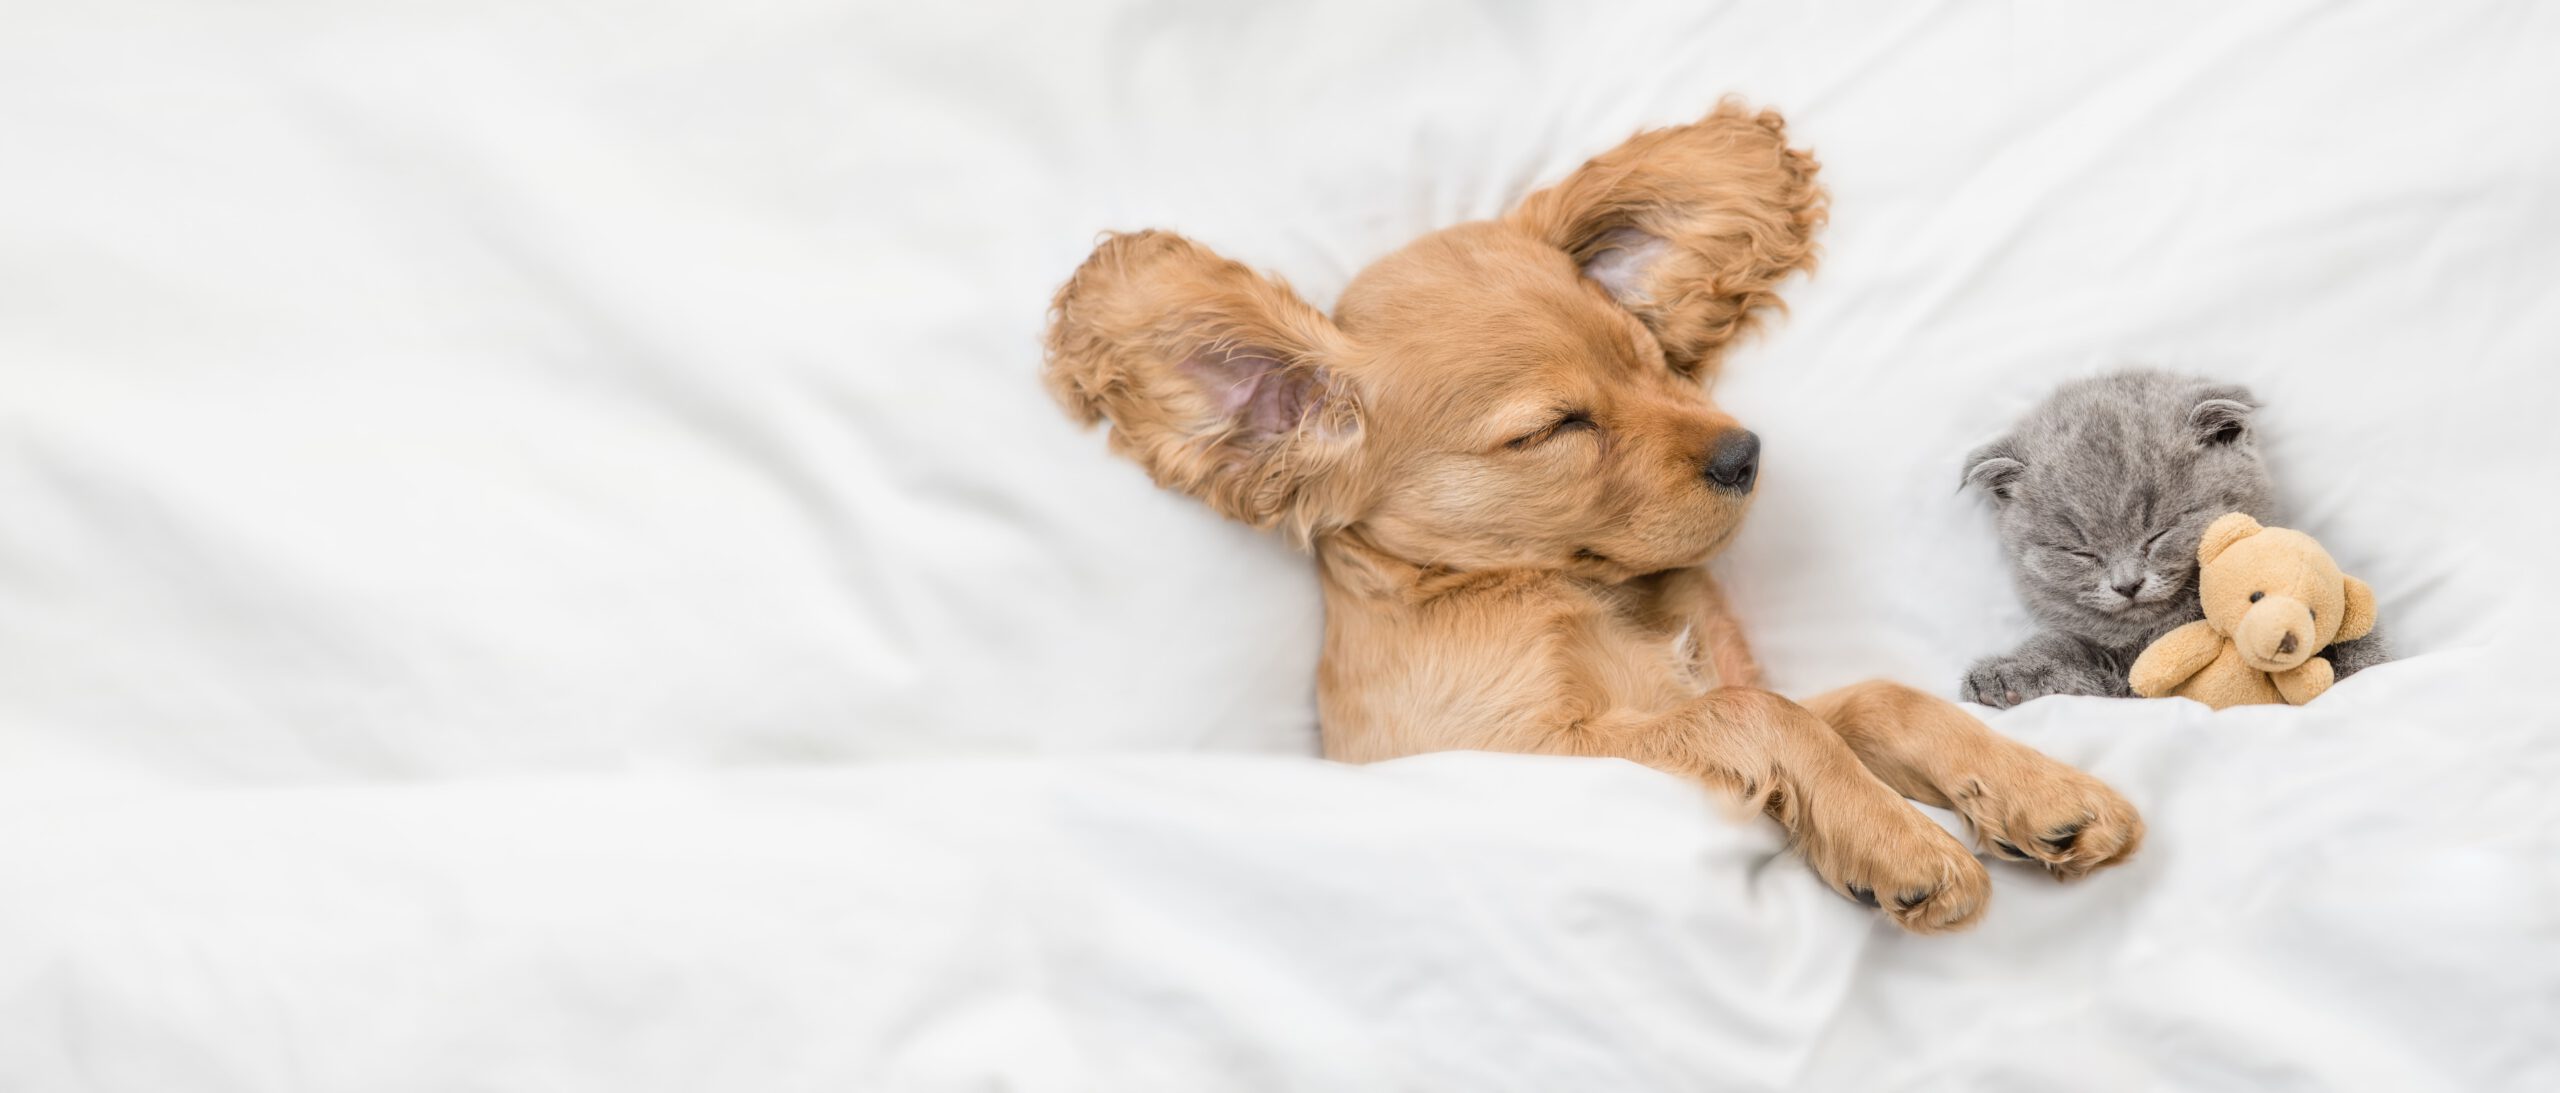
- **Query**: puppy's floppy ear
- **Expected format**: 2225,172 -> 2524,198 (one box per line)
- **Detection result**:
1509,98 -> 1827,378
2197,512 -> 2264,565
2189,384 -> 2260,446
1962,438 -> 2026,502
1044,230 -> 1365,543
2335,575 -> 2378,643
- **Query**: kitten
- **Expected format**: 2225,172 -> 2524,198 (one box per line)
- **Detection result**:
1960,369 -> 2389,708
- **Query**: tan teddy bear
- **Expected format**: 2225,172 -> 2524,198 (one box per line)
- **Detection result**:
2129,513 -> 2377,709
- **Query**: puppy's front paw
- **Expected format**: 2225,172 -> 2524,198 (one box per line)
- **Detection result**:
1807,801 -> 1992,933
1961,651 -> 2111,709
1955,749 -> 2144,880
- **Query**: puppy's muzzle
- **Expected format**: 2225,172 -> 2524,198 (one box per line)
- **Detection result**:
1702,429 -> 1761,494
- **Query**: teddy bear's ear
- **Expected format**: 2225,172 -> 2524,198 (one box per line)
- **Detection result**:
2196,512 -> 2264,564
2335,575 -> 2377,643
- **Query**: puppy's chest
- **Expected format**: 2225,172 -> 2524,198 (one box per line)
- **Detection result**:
1568,579 -> 1724,700
1316,569 -> 1732,760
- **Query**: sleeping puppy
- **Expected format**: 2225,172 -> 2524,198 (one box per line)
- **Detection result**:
1044,101 -> 2141,931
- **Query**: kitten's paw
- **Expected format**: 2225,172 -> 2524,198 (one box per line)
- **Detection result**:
1961,652 -> 2087,708
1956,751 -> 2144,881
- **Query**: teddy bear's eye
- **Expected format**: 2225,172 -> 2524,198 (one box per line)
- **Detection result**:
2249,591 -> 2264,603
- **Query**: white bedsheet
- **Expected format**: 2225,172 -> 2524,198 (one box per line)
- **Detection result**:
4,0 -> 2557,1089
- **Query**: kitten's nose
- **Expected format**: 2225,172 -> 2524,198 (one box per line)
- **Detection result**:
1702,429 -> 1760,494
2110,576 -> 2143,599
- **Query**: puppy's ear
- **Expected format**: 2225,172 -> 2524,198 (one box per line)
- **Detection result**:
2335,575 -> 2378,643
1962,438 -> 2026,502
2189,385 -> 2260,446
1045,231 -> 1365,543
2197,512 -> 2264,565
1509,98 -> 1826,378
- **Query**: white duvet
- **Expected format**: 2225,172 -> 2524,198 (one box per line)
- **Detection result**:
4,1 -> 2556,1089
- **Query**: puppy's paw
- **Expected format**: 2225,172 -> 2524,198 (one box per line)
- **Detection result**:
1808,804 -> 1992,934
1955,750 -> 2144,881
1960,651 -> 2111,709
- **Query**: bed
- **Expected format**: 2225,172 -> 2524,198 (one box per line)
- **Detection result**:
3,1 -> 2555,1088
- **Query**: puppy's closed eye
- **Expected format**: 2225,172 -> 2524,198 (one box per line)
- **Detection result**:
1506,410 -> 1597,450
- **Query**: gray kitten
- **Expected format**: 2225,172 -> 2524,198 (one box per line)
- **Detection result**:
1960,369 -> 2388,708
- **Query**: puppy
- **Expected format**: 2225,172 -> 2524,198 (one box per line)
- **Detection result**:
1045,101 -> 2141,932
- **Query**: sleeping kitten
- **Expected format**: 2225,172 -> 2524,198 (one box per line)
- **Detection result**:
1960,369 -> 2388,708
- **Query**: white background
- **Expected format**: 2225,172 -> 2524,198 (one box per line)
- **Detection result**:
4,2 -> 2556,1089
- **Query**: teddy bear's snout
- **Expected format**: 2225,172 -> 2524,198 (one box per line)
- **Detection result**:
2236,597 -> 2317,672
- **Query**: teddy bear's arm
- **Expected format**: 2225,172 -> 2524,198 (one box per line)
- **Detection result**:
2272,655 -> 2335,705
2129,621 -> 2223,698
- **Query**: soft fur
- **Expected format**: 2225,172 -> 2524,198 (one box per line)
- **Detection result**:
1046,101 -> 2143,933
1961,369 -> 2389,707
2128,514 -> 2377,707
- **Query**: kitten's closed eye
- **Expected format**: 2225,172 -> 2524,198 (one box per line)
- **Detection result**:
2044,544 -> 2098,563
2141,513 -> 2206,556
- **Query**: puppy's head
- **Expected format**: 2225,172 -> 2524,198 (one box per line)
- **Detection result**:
1046,101 -> 1824,579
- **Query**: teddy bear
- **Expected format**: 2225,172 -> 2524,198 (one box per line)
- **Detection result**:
2129,512 -> 2377,709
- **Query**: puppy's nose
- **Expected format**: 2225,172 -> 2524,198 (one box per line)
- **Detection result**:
1702,429 -> 1760,494
2110,576 -> 2143,599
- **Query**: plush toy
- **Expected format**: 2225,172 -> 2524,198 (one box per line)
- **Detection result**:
2129,513 -> 2377,709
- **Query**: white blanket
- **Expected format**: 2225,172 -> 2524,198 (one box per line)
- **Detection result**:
4,0 -> 2556,1089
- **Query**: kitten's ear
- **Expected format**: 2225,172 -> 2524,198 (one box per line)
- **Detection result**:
1962,438 -> 2025,502
2335,575 -> 2378,643
2197,512 -> 2264,564
2189,384 -> 2260,446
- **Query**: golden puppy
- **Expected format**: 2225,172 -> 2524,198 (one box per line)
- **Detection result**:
1044,100 -> 2141,932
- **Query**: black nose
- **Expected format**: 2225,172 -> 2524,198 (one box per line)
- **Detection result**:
2111,577 -> 2143,599
1702,430 -> 1760,493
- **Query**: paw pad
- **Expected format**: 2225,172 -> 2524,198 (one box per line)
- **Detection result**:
2040,822 -> 2086,854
